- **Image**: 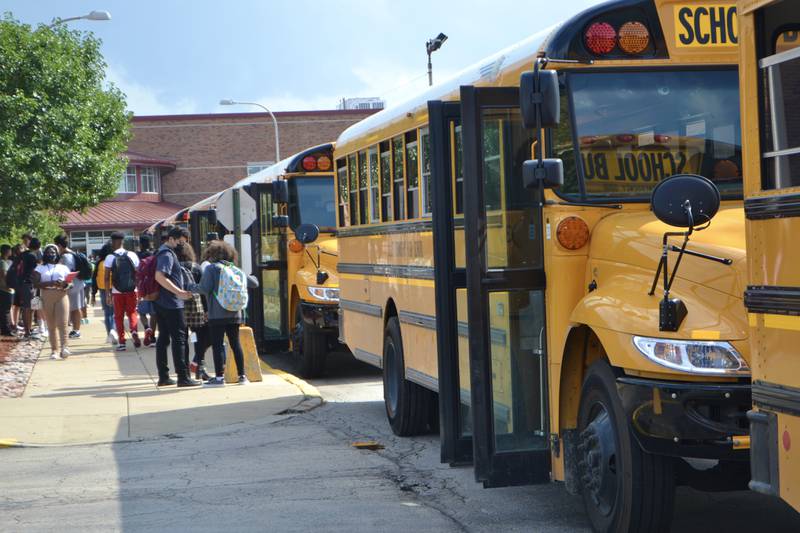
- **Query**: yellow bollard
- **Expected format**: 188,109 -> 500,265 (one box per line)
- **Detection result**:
224,326 -> 264,383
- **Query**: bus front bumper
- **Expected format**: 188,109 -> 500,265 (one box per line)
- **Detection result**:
299,302 -> 339,332
617,376 -> 750,460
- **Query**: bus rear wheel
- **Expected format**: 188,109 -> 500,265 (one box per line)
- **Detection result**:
292,306 -> 327,378
383,317 -> 434,436
577,360 -> 675,533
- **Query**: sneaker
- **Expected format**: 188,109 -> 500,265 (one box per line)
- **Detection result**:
177,378 -> 201,388
68,330 -> 81,339
50,352 -> 62,360
131,331 -> 141,348
106,332 -> 115,345
116,344 -> 127,352
157,377 -> 176,387
204,376 -> 225,386
143,328 -> 153,347
238,375 -> 250,385
61,347 -> 72,356
28,332 -> 43,341
110,330 -> 119,345
199,369 -> 211,381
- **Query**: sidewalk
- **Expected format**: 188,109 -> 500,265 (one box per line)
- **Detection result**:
0,307 -> 309,446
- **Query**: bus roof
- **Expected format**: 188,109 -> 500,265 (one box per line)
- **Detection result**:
231,142 -> 335,189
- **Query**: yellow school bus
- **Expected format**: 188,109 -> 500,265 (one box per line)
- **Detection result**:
738,0 -> 800,512
335,1 -> 751,530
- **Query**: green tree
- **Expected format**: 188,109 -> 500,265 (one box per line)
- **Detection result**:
0,13 -> 130,231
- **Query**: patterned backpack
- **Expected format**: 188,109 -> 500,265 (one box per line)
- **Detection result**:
213,261 -> 248,312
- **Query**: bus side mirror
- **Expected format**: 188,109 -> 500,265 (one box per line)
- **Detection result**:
520,69 -> 560,129
272,215 -> 289,228
523,159 -> 563,189
295,223 -> 320,244
650,174 -> 720,228
272,180 -> 289,204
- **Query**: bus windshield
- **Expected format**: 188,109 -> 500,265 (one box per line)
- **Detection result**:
559,69 -> 742,201
288,176 -> 337,230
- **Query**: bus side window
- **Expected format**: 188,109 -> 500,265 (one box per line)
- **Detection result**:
337,158 -> 349,227
760,44 -> 800,190
420,127 -> 432,217
453,124 -> 464,215
369,146 -> 380,222
358,150 -> 368,225
348,155 -> 358,226
380,141 -> 393,222
392,136 -> 406,220
405,130 -> 419,219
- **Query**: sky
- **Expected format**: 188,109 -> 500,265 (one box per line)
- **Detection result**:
7,0 -> 601,116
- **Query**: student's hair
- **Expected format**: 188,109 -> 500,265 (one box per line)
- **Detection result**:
42,244 -> 59,262
175,242 -> 196,263
29,237 -> 41,250
21,233 -> 32,241
53,234 -> 69,247
0,244 -> 10,255
110,231 -> 125,241
97,243 -> 113,260
139,233 -> 152,251
167,226 -> 189,241
11,244 -> 22,256
204,240 -> 237,264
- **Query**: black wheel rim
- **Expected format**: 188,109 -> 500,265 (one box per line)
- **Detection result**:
385,339 -> 399,417
579,401 -> 618,518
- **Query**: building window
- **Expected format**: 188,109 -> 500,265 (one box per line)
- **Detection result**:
141,167 -> 160,193
247,162 -> 273,175
118,166 -> 137,193
70,230 -> 135,256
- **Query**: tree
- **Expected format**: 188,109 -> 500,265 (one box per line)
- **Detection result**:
0,13 -> 130,231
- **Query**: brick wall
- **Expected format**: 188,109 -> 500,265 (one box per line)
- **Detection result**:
127,110 -> 374,206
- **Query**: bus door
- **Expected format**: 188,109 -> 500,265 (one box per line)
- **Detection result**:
252,182 -> 289,348
460,86 -> 549,487
189,209 -> 219,255
430,100 -> 473,466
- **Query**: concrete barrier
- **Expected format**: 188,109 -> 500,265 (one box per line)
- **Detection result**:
224,325 -> 263,383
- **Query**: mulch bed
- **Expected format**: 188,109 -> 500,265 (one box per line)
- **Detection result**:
0,337 -> 43,398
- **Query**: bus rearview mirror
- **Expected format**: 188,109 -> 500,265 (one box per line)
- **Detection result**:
523,159 -> 563,189
650,174 -> 720,228
295,223 -> 320,244
520,69 -> 560,130
272,180 -> 289,204
272,215 -> 289,228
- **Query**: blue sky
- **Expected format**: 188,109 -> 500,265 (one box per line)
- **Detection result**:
8,0 -> 600,115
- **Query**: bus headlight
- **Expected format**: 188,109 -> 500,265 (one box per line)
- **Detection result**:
632,336 -> 750,375
307,286 -> 339,302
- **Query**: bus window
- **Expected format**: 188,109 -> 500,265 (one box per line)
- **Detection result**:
483,120 -> 502,212
776,29 -> 800,54
348,154 -> 358,225
760,50 -> 800,189
358,150 -> 368,225
380,141 -> 392,222
337,158 -> 349,227
420,128 -> 432,216
369,147 -> 380,222
552,89 -> 580,196
288,177 -> 336,231
406,130 -> 419,219
454,124 -> 464,215
392,136 -> 406,220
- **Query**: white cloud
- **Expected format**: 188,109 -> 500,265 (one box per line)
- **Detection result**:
105,65 -> 199,116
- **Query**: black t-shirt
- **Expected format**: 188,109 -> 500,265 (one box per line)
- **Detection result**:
21,251 -> 38,284
138,250 -> 154,260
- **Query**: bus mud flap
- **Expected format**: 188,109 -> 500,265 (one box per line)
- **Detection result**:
562,429 -> 581,495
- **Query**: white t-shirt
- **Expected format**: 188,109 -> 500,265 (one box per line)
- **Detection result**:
104,248 -> 140,294
35,263 -> 70,284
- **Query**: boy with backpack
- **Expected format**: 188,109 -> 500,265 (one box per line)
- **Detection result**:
104,232 -> 140,351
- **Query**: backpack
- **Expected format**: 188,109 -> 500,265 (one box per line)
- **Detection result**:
111,252 -> 137,293
213,261 -> 248,312
5,258 -> 20,289
136,253 -> 163,301
72,252 -> 93,281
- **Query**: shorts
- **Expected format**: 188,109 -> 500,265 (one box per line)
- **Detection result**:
16,283 -> 35,309
68,282 -> 86,312
137,299 -> 154,315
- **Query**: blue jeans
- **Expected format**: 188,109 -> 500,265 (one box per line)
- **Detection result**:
99,289 -> 114,334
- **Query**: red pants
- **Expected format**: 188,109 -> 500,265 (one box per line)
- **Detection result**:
113,292 -> 139,343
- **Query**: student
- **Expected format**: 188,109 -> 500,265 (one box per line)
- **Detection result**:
194,240 -> 257,386
136,234 -> 158,346
104,233 -> 140,351
0,244 -> 15,337
9,244 -> 23,333
33,245 -> 71,360
18,238 -> 42,341
175,242 -> 210,381
92,243 -> 117,344
54,234 -> 85,339
153,227 -> 198,387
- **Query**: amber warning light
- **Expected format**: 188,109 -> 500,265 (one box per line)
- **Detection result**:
302,154 -> 333,172
584,20 -> 650,56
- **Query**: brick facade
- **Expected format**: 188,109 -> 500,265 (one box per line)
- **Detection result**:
127,110 -> 375,206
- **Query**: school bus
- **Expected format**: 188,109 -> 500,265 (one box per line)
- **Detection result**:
738,0 -> 800,513
334,1 -> 751,530
156,144 -> 342,377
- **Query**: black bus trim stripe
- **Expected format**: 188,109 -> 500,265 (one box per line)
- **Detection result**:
745,285 -> 800,316
339,263 -> 436,280
399,310 -> 506,345
337,220 -> 433,238
745,193 -> 800,220
753,380 -> 800,418
339,299 -> 383,317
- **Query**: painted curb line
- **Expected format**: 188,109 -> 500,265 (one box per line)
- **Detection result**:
259,360 -> 324,412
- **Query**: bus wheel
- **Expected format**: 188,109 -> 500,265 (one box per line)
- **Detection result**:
383,317 -> 433,436
292,306 -> 326,378
577,360 -> 675,533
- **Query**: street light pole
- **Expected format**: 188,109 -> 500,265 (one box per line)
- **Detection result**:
49,10 -> 111,28
426,32 -> 448,86
219,99 -> 281,163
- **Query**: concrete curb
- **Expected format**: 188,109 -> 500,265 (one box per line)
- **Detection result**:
259,360 -> 325,413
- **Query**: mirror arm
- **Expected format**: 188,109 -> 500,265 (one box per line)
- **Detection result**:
304,246 -> 320,270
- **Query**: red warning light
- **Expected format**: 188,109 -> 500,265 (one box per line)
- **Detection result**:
585,22 -> 617,55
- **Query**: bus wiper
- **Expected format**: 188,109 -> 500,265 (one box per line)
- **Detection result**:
550,200 -> 623,209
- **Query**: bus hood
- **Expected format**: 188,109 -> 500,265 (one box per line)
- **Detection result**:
589,206 -> 746,299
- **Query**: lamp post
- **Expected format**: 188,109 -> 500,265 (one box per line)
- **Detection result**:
219,99 -> 281,163
49,10 -> 111,28
426,32 -> 448,86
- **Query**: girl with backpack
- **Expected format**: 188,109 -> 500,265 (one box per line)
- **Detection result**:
193,241 -> 256,386
174,242 -> 210,381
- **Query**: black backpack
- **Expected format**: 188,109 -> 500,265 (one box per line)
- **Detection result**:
111,252 -> 137,293
4,258 -> 20,289
72,252 -> 93,281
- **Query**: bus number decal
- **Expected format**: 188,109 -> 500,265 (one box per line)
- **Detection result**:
675,5 -> 738,47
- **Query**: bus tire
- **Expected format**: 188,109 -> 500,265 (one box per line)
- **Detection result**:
577,360 -> 675,533
383,317 -> 432,436
292,306 -> 327,378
